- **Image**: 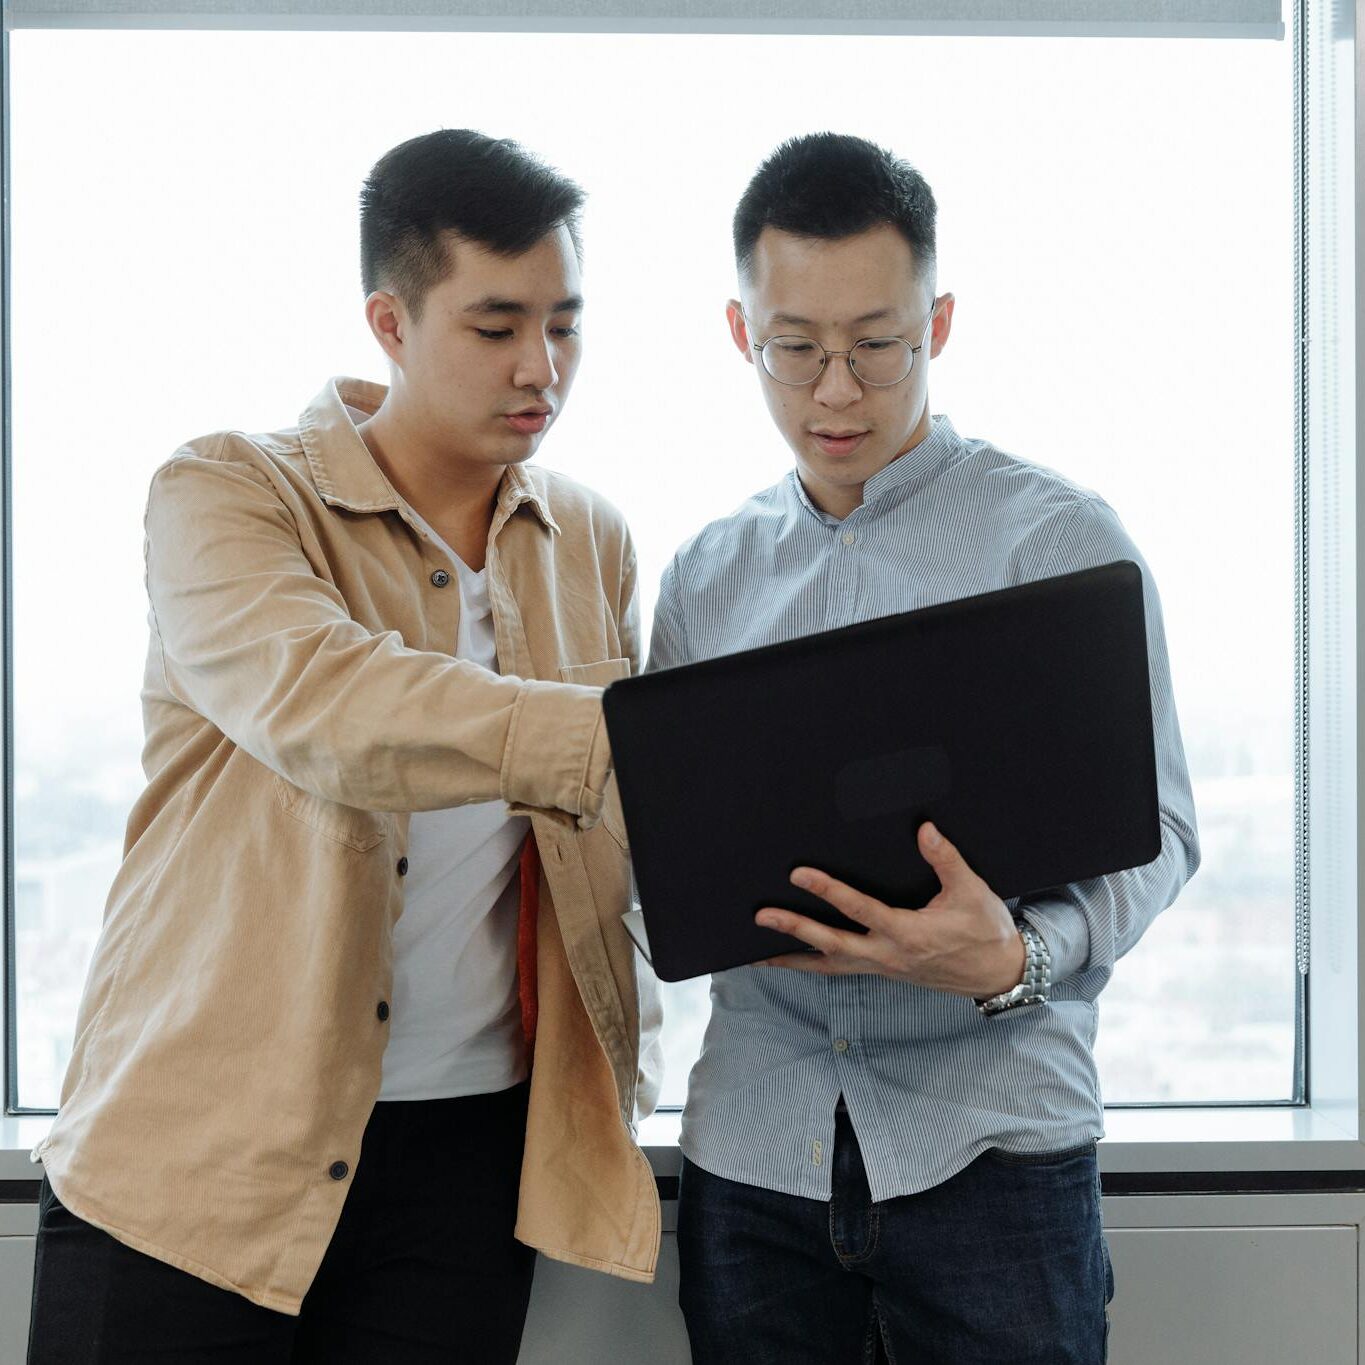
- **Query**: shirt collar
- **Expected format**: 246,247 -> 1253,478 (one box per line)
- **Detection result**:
788,412 -> 961,524
298,376 -> 559,534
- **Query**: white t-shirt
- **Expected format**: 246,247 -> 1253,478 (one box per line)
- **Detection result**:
377,513 -> 530,1101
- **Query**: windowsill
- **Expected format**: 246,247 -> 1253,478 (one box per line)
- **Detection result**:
637,1102 -> 1365,1178
0,1114 -> 56,1182
7,1103 -> 1362,1187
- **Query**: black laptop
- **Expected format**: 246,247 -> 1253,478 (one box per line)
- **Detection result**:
602,560 -> 1160,983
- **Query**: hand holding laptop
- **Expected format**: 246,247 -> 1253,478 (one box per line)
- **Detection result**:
752,819 -> 1027,998
606,562 -> 1158,981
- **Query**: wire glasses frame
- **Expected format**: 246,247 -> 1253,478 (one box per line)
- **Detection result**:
750,307 -> 939,388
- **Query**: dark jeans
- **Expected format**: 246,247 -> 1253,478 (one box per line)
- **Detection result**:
677,1108 -> 1113,1365
28,1080 -> 536,1364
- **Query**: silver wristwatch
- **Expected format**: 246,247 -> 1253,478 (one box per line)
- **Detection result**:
975,919 -> 1051,1017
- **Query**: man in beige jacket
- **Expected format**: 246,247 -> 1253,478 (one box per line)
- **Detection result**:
27,129 -> 662,1364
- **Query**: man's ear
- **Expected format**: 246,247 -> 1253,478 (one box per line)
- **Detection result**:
365,290 -> 407,366
726,299 -> 755,364
929,293 -> 955,360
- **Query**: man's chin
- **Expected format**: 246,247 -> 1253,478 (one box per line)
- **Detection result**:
797,449 -> 883,486
492,431 -> 546,465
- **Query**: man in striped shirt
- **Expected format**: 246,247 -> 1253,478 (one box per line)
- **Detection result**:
652,133 -> 1199,1364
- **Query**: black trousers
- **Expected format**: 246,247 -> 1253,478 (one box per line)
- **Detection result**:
27,1080 -> 536,1364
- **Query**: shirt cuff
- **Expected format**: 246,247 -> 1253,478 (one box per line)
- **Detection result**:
500,679 -> 611,825
1017,898 -> 1091,983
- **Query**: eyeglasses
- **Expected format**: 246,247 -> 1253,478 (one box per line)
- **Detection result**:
750,309 -> 937,388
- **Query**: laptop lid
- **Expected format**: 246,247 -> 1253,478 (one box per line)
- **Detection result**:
604,560 -> 1159,982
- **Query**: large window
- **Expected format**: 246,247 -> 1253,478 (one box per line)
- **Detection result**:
8,28 -> 1293,1112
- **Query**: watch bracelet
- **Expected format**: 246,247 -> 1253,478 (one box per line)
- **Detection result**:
974,919 -> 1051,1017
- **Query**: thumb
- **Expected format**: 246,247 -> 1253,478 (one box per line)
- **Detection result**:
919,821 -> 968,884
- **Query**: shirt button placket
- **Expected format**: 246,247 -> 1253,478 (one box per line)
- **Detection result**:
828,519 -> 860,629
830,979 -> 860,1132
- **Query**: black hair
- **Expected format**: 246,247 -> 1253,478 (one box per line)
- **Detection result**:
359,129 -> 584,319
733,133 -> 937,288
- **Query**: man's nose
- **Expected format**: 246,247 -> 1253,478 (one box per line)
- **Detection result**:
514,336 -> 558,392
812,352 -> 861,408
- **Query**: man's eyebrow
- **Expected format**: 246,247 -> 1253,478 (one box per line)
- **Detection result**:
463,295 -> 585,315
465,296 -> 526,316
768,307 -> 896,329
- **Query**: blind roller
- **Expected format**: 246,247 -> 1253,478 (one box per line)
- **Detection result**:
4,0 -> 1284,35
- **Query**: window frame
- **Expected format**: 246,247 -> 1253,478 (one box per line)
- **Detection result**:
1,0 -> 1361,1187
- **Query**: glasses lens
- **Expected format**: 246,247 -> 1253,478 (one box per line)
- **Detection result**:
850,338 -> 914,386
761,337 -> 825,385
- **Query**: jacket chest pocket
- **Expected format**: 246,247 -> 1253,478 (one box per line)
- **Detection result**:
273,776 -> 389,852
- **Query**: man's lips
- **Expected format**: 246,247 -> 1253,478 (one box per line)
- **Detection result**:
505,408 -> 551,435
811,430 -> 869,457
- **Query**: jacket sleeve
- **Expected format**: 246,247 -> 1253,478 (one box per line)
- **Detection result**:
1007,496 -> 1201,996
143,450 -> 611,823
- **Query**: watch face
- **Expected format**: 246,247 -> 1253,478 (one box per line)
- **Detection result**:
978,993 -> 1047,1017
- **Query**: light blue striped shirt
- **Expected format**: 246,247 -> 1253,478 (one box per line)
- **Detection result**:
647,414 -> 1200,1202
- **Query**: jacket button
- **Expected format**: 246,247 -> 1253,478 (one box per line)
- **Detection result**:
431,569 -> 451,588
377,1000 -> 390,1022
396,857 -> 409,877
329,1161 -> 349,1181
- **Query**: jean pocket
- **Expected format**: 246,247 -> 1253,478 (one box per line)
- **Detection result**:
984,1139 -> 1098,1167
37,1176 -> 80,1233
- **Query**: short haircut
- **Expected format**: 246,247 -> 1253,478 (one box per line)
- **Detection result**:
734,133 -> 937,290
359,129 -> 585,319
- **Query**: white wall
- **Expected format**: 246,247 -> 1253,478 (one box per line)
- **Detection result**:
4,1192 -> 1363,1365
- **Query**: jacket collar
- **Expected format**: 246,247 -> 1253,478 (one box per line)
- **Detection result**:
299,376 -> 559,534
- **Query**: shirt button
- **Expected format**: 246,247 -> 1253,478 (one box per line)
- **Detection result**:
377,1000 -> 390,1022
430,569 -> 451,588
842,533 -> 856,547
396,857 -> 409,877
833,1038 -> 850,1053
329,1161 -> 349,1181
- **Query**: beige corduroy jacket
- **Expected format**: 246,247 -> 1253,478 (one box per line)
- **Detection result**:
33,376 -> 663,1313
